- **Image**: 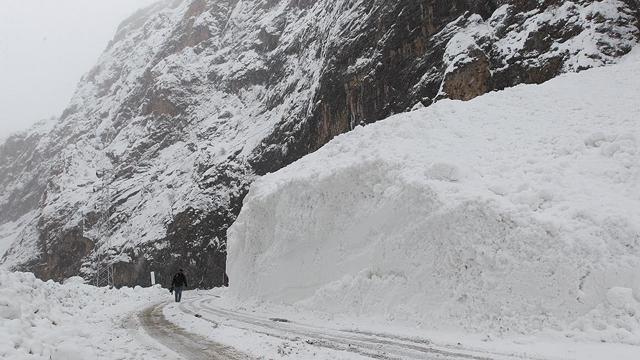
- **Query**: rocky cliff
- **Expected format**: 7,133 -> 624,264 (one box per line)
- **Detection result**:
0,0 -> 637,288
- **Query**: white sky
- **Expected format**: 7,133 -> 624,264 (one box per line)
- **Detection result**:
0,0 -> 158,138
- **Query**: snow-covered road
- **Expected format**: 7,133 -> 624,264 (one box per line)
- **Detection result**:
4,270 -> 638,359
139,301 -> 252,360
146,293 -> 523,360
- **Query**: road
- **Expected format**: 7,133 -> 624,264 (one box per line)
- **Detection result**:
139,295 -> 528,360
139,301 -> 252,360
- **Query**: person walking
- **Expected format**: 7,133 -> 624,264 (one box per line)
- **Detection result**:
170,269 -> 188,302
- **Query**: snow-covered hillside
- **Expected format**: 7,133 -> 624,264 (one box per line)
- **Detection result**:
228,49 -> 640,343
0,0 -> 637,287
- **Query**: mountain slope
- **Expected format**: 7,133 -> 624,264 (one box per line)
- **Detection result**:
0,0 -> 638,287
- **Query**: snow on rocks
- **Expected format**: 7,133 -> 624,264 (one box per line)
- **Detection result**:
1,0 -> 637,287
436,0 -> 638,100
489,0 -> 638,71
228,49 -> 640,343
0,270 -> 167,359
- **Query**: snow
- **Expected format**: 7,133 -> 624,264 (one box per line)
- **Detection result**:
1,0 -> 636,278
164,290 -> 372,359
442,14 -> 487,71
0,212 -> 40,270
168,288 -> 640,360
0,270 -> 173,360
430,0 -> 638,101
0,212 -> 36,261
228,47 -> 640,347
492,0 -> 638,70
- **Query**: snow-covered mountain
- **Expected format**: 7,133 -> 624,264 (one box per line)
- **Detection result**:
0,0 -> 638,287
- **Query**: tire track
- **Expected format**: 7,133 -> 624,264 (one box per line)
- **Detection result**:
139,301 -> 253,360
180,296 -> 526,360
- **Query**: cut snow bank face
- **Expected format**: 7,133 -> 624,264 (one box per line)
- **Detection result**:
0,271 -> 165,359
227,49 -> 640,342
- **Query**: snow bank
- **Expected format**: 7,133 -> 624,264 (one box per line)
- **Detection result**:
0,271 -> 165,359
228,49 -> 640,343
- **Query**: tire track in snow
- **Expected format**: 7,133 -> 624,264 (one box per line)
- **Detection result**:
139,301 -> 253,360
179,295 -> 528,360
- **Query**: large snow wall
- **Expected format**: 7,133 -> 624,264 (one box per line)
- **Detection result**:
227,50 -> 640,341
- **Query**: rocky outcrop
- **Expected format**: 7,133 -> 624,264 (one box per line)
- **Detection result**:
440,46 -> 491,101
0,0 -> 637,288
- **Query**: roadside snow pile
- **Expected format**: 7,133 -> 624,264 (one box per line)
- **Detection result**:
0,271 -> 165,359
228,49 -> 640,343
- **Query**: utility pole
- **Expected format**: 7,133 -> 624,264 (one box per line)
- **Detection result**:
94,167 -> 115,288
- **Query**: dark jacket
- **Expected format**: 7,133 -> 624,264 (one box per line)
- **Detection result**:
172,272 -> 188,288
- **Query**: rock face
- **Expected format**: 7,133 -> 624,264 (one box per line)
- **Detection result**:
0,0 -> 637,288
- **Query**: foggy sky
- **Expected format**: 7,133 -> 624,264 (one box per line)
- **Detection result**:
0,0 -> 158,139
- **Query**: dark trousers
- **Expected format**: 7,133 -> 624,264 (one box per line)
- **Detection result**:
174,287 -> 183,302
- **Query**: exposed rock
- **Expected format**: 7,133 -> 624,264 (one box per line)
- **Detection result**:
442,49 -> 491,101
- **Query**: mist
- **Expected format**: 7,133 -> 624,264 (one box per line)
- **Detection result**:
0,0 -> 158,139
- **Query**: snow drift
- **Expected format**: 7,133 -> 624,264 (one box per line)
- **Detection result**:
0,271 -> 164,359
228,50 -> 640,343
